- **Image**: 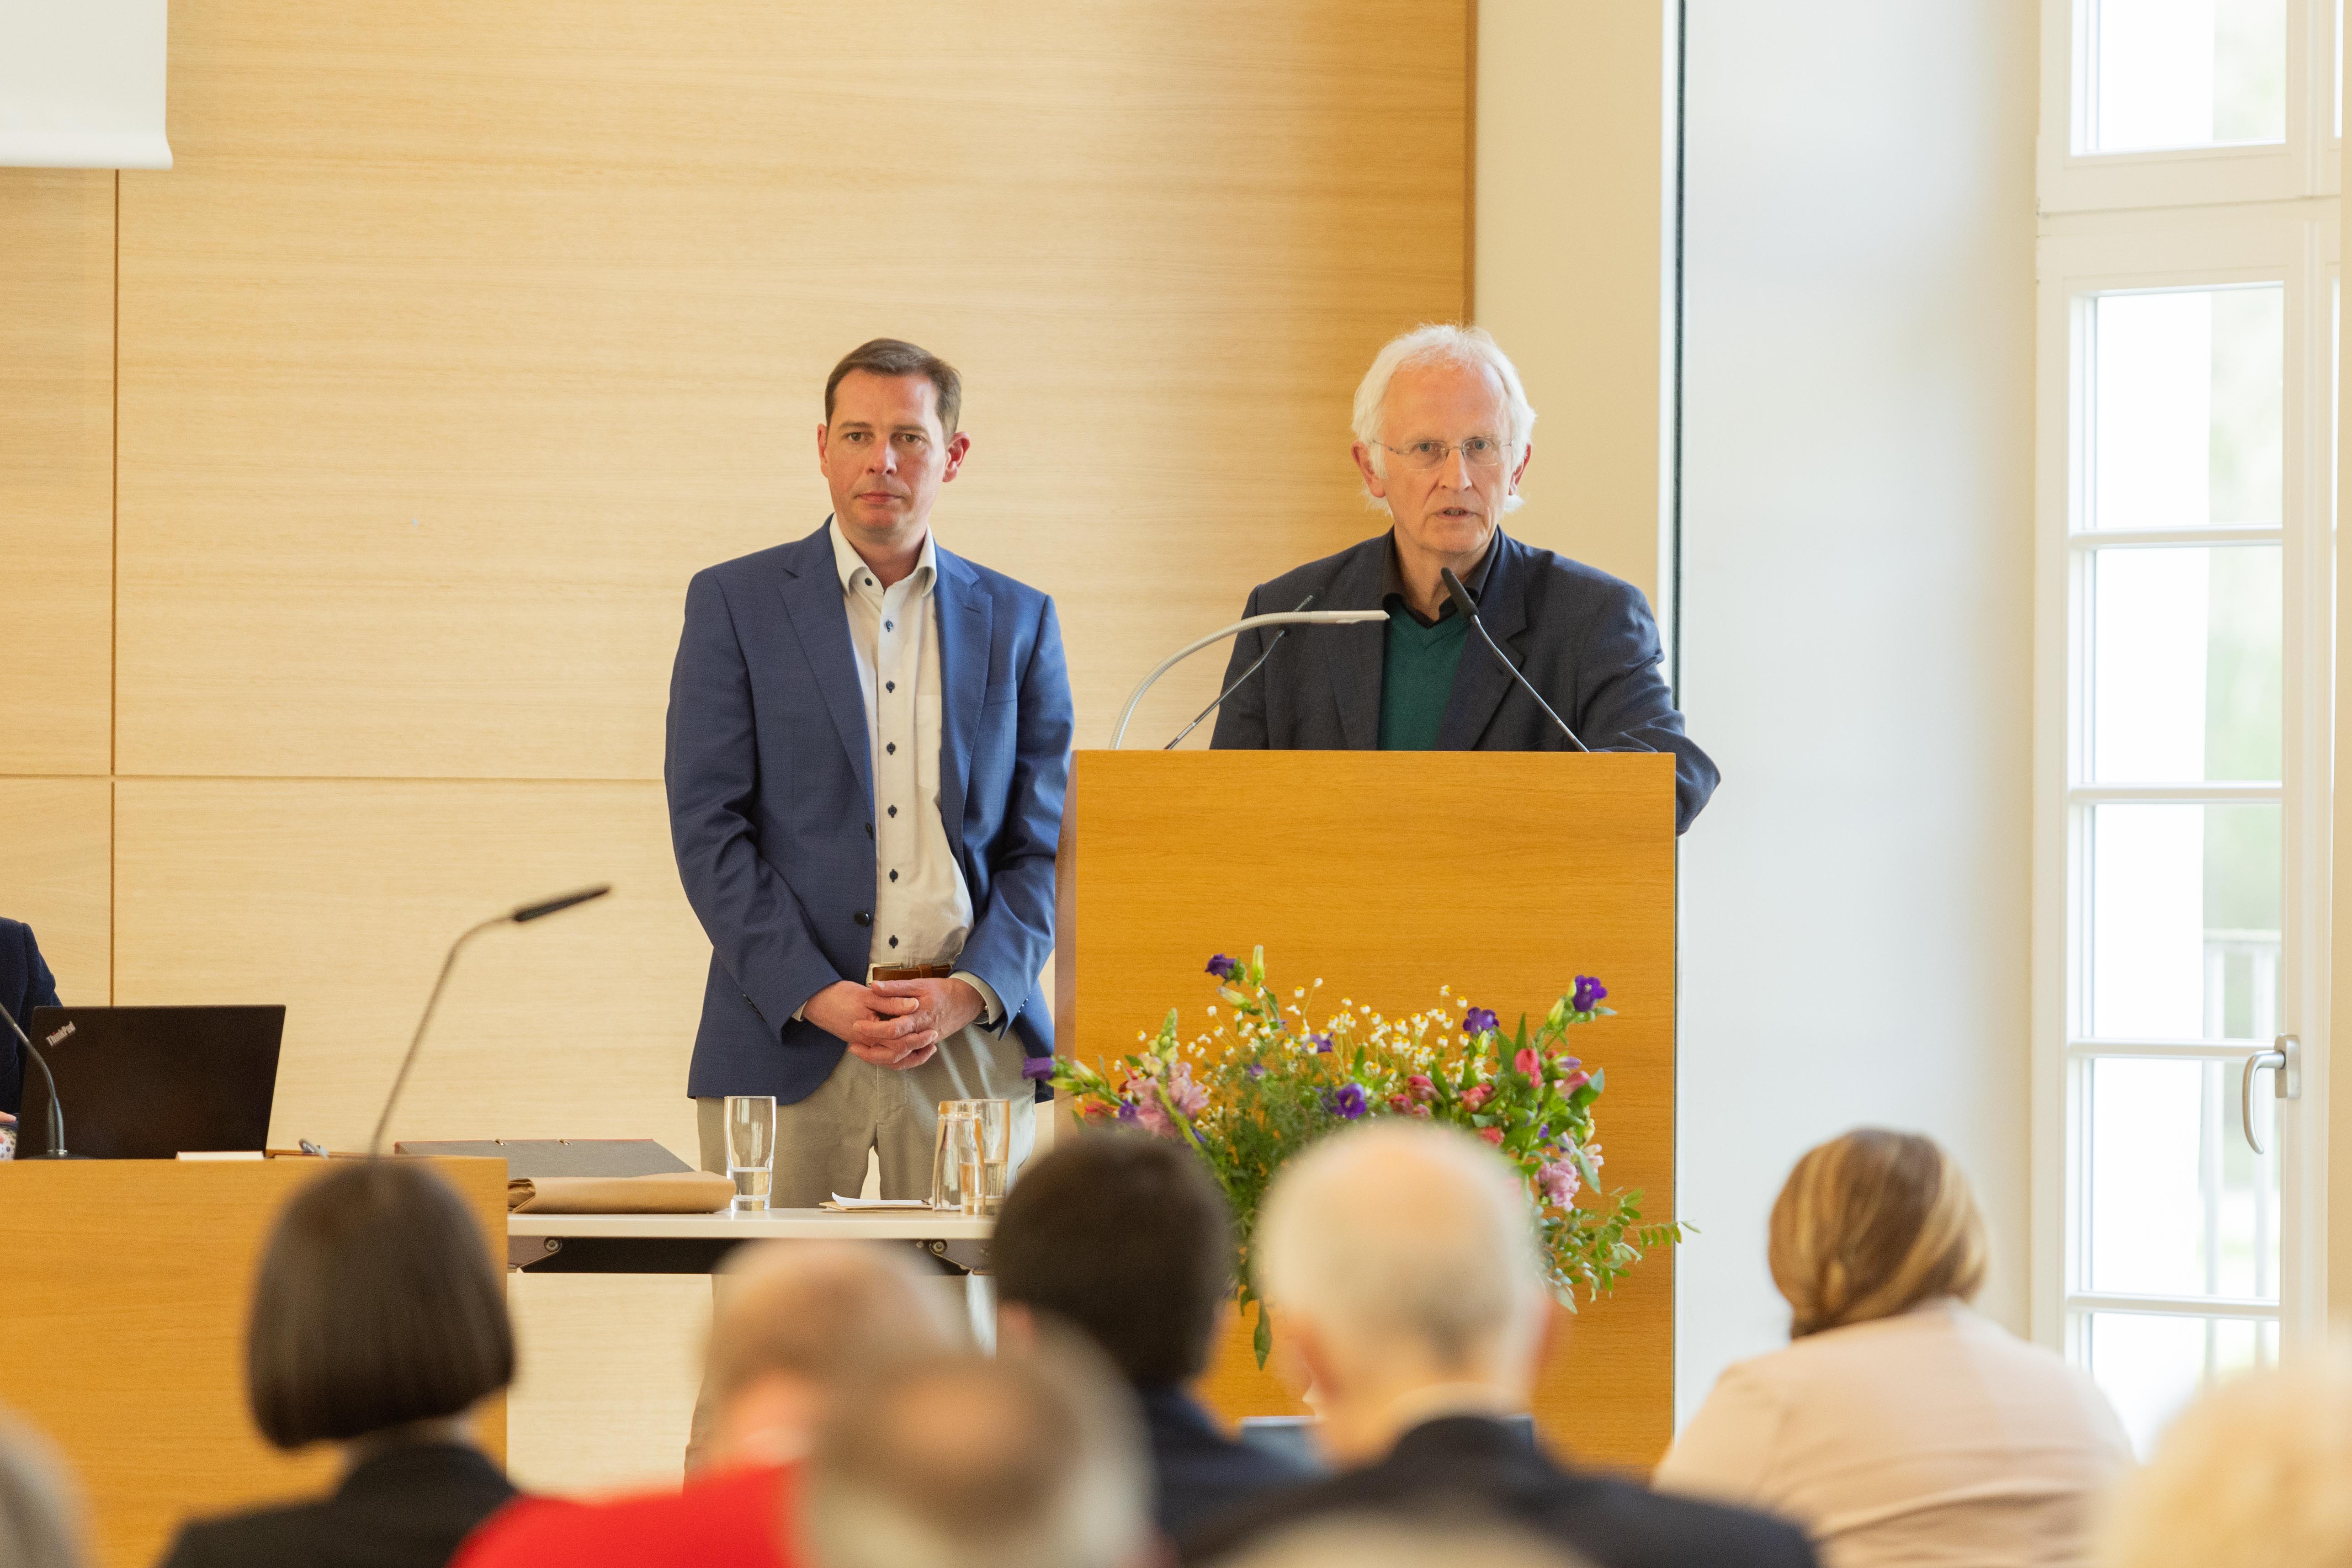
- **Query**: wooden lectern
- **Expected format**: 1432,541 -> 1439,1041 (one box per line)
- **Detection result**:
0,1158 -> 509,1568
1056,750 -> 1678,1470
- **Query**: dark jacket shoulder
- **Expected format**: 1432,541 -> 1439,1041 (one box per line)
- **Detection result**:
1185,1417 -> 1814,1568
1141,1387 -> 1319,1545
157,1444 -> 516,1568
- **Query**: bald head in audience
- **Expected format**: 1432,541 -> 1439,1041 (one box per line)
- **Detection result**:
1223,1518 -> 1592,1568
2095,1350 -> 2352,1568
1255,1121 -> 1550,1464
800,1337 -> 1152,1568
701,1238 -> 964,1468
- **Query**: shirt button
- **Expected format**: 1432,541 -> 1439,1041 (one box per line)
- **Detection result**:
852,910 -> 872,927
887,742 -> 896,755
889,870 -> 898,882
889,936 -> 900,948
886,681 -> 895,692
884,620 -> 894,631
888,805 -> 897,818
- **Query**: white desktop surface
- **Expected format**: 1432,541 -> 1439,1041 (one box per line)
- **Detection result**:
506,1207 -> 992,1242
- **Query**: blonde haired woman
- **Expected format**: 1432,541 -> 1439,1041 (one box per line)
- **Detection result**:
1655,1129 -> 2129,1568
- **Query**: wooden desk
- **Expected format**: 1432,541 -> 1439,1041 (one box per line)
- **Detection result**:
0,1158 -> 508,1568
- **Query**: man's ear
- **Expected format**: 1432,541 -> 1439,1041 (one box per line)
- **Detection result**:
941,430 -> 971,481
1350,441 -> 1389,499
996,1299 -> 1039,1352
1281,1313 -> 1340,1408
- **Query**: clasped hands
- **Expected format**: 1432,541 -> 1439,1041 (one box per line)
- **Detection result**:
802,976 -> 983,1071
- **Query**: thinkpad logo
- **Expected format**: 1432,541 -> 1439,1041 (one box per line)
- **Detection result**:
44,1020 -> 75,1048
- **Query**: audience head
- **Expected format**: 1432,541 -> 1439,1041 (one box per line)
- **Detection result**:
1224,1517 -> 1593,1568
800,1335 -> 1150,1568
2094,1353 -> 2352,1568
702,1238 -> 964,1468
1769,1128 -> 1987,1338
247,1159 -> 513,1450
0,1415 -> 82,1568
993,1132 -> 1233,1387
1350,323 -> 1536,541
1256,1122 -> 1548,1460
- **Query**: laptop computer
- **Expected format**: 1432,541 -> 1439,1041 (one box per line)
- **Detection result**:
16,1005 -> 286,1159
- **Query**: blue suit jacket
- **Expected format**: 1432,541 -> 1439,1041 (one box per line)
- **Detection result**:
1140,1386 -> 1318,1547
665,522 -> 1073,1105
0,917 -> 62,1117
1208,529 -> 1719,833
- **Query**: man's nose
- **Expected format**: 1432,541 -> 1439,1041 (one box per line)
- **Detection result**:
1441,445 -> 1476,488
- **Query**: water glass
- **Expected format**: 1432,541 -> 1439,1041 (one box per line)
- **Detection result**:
725,1095 -> 776,1212
926,1098 -> 1014,1213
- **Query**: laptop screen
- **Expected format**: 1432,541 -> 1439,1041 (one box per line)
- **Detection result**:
18,1006 -> 286,1159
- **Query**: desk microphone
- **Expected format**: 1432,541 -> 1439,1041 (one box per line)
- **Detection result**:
0,999 -> 69,1159
368,884 -> 613,1156
1440,567 -> 1588,752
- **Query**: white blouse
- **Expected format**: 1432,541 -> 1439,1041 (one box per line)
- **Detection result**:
1654,1300 -> 2132,1568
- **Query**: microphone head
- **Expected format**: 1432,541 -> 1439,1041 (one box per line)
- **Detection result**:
510,884 -> 613,924
1439,568 -> 1480,622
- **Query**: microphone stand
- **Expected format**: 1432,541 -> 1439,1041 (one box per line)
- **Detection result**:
1111,610 -> 1389,749
1439,567 -> 1589,751
1164,593 -> 1317,749
368,884 -> 612,1156
0,999 -> 71,1159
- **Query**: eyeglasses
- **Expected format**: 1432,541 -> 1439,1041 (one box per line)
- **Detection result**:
1374,436 -> 1508,471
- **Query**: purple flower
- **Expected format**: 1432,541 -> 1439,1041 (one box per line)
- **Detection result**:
1322,1084 -> 1369,1120
1537,1160 -> 1581,1207
1463,1007 -> 1499,1036
1020,1054 -> 1056,1082
1312,1033 -> 1334,1054
1246,1062 -> 1268,1079
1206,954 -> 1238,980
1115,1100 -> 1141,1125
1573,976 -> 1608,1011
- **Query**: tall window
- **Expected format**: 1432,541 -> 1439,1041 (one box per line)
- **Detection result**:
2035,0 -> 2336,1455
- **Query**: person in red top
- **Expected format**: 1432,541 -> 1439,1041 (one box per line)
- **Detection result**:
451,1240 -> 960,1568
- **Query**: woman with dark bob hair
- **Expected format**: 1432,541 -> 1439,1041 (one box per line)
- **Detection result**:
158,1160 -> 516,1568
1655,1129 -> 2131,1568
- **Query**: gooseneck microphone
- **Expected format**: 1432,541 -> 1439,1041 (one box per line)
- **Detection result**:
1440,567 -> 1588,752
368,884 -> 612,1156
0,999 -> 69,1159
1164,593 -> 1318,749
1112,608 -> 1390,748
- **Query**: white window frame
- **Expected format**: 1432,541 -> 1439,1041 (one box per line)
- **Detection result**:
2034,0 -> 2341,1407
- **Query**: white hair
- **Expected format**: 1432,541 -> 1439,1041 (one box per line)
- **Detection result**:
1257,1122 -> 1548,1376
1350,323 -> 1538,512
2095,1350 -> 2352,1568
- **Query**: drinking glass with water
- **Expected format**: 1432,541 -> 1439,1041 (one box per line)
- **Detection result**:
725,1095 -> 775,1212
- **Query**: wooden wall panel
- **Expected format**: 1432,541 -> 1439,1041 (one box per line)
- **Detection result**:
113,780 -> 706,1156
0,171 -> 113,776
115,0 -> 1467,780
0,779 -> 111,1002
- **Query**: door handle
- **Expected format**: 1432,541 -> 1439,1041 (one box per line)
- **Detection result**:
2241,1034 -> 2301,1156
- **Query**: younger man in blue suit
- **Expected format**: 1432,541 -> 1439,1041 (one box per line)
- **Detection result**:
665,339 -> 1072,1206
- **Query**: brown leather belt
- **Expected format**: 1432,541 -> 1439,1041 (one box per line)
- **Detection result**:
870,963 -> 954,982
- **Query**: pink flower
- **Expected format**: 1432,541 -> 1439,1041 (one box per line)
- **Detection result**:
1537,1160 -> 1581,1207
1478,1127 -> 1505,1147
1514,1047 -> 1540,1077
1132,1095 -> 1173,1136
1078,1100 -> 1117,1125
1405,1073 -> 1436,1102
1387,1094 -> 1411,1114
1163,1063 -> 1209,1119
1461,1084 -> 1494,1111
1561,1069 -> 1591,1092
1407,1103 -> 1432,1119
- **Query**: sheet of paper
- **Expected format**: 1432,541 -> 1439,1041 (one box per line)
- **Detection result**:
823,1193 -> 937,1210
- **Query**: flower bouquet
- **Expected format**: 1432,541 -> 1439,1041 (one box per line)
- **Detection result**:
1051,947 -> 1681,1363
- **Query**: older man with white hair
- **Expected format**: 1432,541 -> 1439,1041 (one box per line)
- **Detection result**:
1184,1123 -> 1816,1568
1210,324 -> 1716,833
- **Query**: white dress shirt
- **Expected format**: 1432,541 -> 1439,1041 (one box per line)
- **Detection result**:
826,520 -> 1002,1026
1655,1299 -> 2132,1568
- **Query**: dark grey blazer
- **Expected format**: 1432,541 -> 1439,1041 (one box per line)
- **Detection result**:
1209,529 -> 1719,832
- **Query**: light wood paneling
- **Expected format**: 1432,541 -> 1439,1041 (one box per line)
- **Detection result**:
113,780 -> 706,1156
1058,749 -> 1678,1468
0,778 -> 111,1001
115,0 -> 1466,779
0,1157 -> 506,1568
506,1273 -> 709,1494
0,171 -> 113,775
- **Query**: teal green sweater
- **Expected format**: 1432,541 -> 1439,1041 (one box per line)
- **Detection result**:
1377,607 -> 1470,750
